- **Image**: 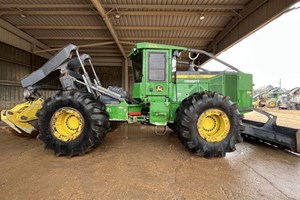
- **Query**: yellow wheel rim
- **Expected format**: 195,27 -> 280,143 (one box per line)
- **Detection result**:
197,109 -> 230,142
50,107 -> 84,142
269,101 -> 275,107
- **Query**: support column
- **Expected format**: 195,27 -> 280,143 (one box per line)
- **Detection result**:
124,58 -> 129,91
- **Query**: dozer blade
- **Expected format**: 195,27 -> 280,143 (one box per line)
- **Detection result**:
242,109 -> 300,154
0,98 -> 43,136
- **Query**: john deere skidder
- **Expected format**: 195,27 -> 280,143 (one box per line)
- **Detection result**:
1,43 -> 299,157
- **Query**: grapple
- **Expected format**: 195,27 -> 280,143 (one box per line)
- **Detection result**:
0,98 -> 43,136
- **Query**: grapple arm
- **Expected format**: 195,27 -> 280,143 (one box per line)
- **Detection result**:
0,98 -> 44,136
21,44 -> 77,88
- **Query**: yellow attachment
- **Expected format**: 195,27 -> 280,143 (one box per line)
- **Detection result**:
0,98 -> 43,134
50,107 -> 84,142
197,109 -> 230,142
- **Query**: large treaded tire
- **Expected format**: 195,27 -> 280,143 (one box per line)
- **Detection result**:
175,91 -> 243,158
37,91 -> 109,157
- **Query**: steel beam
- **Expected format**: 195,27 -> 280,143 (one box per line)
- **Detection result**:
92,62 -> 122,67
103,4 -> 244,10
1,10 -> 236,17
36,36 -> 214,41
90,0 -> 126,58
34,41 -> 116,53
124,58 -> 129,91
111,11 -> 235,16
0,18 -> 51,57
17,25 -> 223,31
0,4 -> 244,10
36,36 -> 113,40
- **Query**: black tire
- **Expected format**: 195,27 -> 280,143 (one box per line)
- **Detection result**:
258,100 -> 265,107
175,92 -> 243,158
37,90 -> 109,157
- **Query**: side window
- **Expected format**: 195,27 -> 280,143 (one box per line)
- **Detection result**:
148,52 -> 166,81
131,52 -> 143,83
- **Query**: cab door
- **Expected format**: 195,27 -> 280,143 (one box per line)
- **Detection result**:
145,50 -> 169,96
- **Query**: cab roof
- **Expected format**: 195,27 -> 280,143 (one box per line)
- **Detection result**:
128,42 -> 187,57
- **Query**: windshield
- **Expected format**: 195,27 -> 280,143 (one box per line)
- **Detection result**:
131,52 -> 143,83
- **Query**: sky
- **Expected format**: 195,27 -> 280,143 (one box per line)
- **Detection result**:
202,2 -> 300,90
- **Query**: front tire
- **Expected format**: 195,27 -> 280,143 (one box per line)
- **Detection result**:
37,91 -> 109,157
175,92 -> 243,158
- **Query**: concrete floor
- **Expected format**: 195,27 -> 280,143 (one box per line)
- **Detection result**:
0,110 -> 300,200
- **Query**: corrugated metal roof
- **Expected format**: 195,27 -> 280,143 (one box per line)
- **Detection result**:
111,15 -> 228,27
0,0 -> 89,4
0,0 -> 252,62
24,29 -> 112,37
1,15 -> 105,26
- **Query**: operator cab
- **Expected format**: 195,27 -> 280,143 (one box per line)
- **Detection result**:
129,42 -> 186,102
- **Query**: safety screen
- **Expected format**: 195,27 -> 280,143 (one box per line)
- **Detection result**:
148,52 -> 166,81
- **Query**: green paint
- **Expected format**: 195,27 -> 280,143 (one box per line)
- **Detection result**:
107,42 -> 253,125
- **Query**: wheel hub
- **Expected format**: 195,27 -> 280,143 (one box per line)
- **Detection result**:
197,109 -> 230,142
269,101 -> 275,107
50,107 -> 84,142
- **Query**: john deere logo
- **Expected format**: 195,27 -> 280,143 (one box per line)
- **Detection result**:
156,85 -> 164,92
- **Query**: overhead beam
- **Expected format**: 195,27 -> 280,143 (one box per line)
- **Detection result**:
18,25 -> 108,30
0,18 -> 51,58
115,26 -> 223,31
79,49 -> 122,53
18,25 -> 223,32
88,54 -> 123,57
111,11 -> 235,16
0,4 -> 244,10
0,19 -> 49,50
34,41 -> 115,53
92,62 -> 122,67
103,4 -> 244,10
0,11 -> 96,16
0,4 -> 93,9
48,44 -> 206,49
49,45 -> 120,49
91,58 -> 123,62
90,0 -> 126,58
119,36 -> 212,41
1,10 -> 236,17
36,36 -> 113,40
37,36 -> 214,41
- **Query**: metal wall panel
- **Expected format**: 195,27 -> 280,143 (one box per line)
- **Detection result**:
0,27 -> 32,52
95,66 -> 122,88
0,42 -> 58,109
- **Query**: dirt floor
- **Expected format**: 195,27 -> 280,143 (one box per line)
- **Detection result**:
0,108 -> 299,200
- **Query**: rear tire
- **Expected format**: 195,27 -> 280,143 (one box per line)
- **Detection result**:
37,91 -> 109,157
175,92 -> 243,158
